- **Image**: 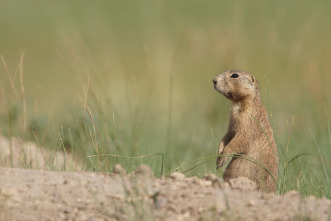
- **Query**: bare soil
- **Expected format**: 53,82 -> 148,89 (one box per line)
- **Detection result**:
0,137 -> 330,221
0,165 -> 330,221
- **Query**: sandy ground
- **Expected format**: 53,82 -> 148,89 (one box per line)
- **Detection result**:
0,165 -> 330,221
0,137 -> 330,221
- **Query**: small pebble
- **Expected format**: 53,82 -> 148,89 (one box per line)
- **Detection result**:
170,172 -> 185,180
135,164 -> 154,177
112,164 -> 126,175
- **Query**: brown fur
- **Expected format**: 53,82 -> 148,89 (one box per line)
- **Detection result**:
213,70 -> 278,192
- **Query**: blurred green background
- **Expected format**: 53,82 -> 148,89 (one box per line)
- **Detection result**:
0,0 -> 330,197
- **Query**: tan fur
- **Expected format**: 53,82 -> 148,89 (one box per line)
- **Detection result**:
213,70 -> 278,192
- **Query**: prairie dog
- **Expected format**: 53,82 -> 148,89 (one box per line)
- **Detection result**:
212,70 -> 278,192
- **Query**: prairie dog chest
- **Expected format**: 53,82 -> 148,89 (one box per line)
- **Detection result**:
230,104 -> 253,132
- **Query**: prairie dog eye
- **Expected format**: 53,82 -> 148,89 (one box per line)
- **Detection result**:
230,73 -> 239,78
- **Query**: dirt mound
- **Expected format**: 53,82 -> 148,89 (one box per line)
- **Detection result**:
0,165 -> 330,221
0,136 -> 81,170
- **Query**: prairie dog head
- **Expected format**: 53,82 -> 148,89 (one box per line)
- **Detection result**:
212,70 -> 259,102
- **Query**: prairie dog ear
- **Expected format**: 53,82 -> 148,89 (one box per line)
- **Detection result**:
250,74 -> 259,89
250,75 -> 255,83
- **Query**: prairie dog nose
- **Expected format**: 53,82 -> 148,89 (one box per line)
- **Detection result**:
212,78 -> 218,85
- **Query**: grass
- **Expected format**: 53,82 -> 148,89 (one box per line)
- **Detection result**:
0,0 -> 330,199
